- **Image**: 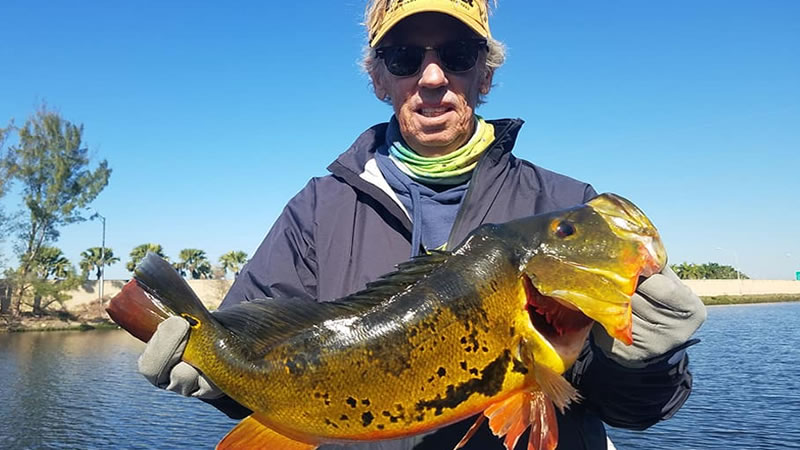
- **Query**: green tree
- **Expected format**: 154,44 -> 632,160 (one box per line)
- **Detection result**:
176,248 -> 212,279
3,107 -> 111,316
671,261 -> 748,280
219,250 -> 248,278
79,247 -> 121,280
27,246 -> 81,315
127,243 -> 168,273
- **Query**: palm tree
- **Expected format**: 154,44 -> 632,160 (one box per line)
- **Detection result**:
219,251 -> 248,278
177,248 -> 212,279
79,247 -> 120,280
127,243 -> 168,273
30,246 -> 79,315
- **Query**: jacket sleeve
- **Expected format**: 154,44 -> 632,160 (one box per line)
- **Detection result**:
201,180 -> 321,418
220,179 -> 320,308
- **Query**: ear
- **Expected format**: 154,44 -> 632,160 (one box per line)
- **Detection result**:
479,68 -> 494,95
370,68 -> 389,101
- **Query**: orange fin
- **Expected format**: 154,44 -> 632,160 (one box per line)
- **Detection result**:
453,414 -> 486,449
217,414 -> 317,450
485,392 -> 532,450
527,391 -> 558,450
474,391 -> 559,450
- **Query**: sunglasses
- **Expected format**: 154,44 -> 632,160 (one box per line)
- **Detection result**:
375,38 -> 488,77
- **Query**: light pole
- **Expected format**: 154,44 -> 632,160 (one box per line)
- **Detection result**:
90,211 -> 106,304
715,246 -> 742,294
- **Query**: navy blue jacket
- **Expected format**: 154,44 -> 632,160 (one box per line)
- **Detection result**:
212,119 -> 693,449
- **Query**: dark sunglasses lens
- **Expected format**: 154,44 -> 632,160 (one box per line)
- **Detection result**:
385,46 -> 424,77
439,41 -> 481,72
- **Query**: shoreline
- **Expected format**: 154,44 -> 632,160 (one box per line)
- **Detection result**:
2,295 -> 799,333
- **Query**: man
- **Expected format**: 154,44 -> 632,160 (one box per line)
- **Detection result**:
138,1 -> 706,448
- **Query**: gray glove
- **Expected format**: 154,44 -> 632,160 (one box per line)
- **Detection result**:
137,316 -> 224,399
592,266 -> 707,368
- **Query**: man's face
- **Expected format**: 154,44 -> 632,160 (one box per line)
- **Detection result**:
371,13 -> 493,157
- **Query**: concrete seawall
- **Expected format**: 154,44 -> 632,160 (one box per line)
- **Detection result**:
61,278 -> 800,313
682,279 -> 800,296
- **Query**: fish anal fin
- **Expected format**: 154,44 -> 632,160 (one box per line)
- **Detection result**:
217,414 -> 317,450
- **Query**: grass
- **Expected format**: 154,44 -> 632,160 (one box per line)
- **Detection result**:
701,294 -> 800,306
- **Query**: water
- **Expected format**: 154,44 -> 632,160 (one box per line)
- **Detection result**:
1,303 -> 799,449
607,302 -> 800,449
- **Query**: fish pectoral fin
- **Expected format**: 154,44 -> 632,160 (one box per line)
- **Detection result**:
461,391 -> 559,450
216,414 -> 317,450
533,364 -> 581,413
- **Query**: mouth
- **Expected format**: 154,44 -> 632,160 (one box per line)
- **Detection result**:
522,274 -> 594,357
416,105 -> 454,118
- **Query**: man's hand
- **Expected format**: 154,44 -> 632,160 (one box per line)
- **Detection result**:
137,316 -> 224,399
592,266 -> 707,368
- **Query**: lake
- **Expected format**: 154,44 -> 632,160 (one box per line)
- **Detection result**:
1,302 -> 799,449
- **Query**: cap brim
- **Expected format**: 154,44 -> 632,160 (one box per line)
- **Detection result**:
370,5 -> 490,47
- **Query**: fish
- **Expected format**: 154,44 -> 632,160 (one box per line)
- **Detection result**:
107,193 -> 667,450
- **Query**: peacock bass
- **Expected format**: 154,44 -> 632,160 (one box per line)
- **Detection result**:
107,193 -> 667,450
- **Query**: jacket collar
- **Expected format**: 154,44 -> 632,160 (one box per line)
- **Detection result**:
326,118 -> 525,234
328,118 -> 524,180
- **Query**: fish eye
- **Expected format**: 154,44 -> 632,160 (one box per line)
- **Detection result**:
555,221 -> 576,238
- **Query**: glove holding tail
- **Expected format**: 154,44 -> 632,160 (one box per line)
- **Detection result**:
138,316 -> 224,399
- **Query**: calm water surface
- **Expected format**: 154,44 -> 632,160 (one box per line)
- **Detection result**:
1,302 -> 799,449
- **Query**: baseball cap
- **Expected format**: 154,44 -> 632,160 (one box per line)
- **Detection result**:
368,0 -> 492,48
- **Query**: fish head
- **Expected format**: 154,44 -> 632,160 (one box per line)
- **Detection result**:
508,193 -> 667,370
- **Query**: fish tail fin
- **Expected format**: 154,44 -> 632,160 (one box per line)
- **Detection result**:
106,278 -> 173,343
106,253 -> 215,343
218,414 -> 317,450
133,253 -> 215,326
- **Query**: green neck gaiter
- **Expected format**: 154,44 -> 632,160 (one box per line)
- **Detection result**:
388,116 -> 496,185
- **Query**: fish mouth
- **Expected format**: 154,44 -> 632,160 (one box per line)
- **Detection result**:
522,274 -> 595,362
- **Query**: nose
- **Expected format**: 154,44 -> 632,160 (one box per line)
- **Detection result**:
417,51 -> 448,89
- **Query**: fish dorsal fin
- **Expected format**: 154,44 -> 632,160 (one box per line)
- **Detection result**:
213,251 -> 452,357
212,298 -> 338,357
340,250 -> 451,305
217,413 -> 317,450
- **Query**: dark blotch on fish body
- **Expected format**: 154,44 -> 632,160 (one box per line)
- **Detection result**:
415,350 -> 511,416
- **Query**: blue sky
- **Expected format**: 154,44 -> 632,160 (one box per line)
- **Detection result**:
1,1 -> 798,280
